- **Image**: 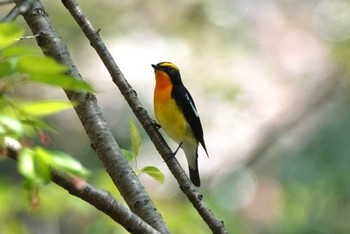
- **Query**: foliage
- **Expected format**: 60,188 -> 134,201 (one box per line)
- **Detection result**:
122,117 -> 164,184
0,22 -> 91,203
3,0 -> 350,233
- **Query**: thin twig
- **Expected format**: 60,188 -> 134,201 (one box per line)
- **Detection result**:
5,138 -> 160,234
16,33 -> 39,40
18,1 -> 169,233
2,0 -> 36,22
60,0 -> 227,233
0,0 -> 14,6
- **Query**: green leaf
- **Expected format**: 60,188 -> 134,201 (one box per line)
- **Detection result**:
0,58 -> 17,77
33,148 -> 51,184
18,148 -> 51,186
30,73 -> 94,92
129,117 -> 141,158
0,22 -> 24,49
0,115 -> 23,136
48,150 -> 90,177
18,100 -> 73,116
18,148 -> 35,180
21,117 -> 58,132
17,55 -> 68,75
2,46 -> 39,58
121,149 -> 134,162
15,55 -> 94,92
140,166 -> 164,184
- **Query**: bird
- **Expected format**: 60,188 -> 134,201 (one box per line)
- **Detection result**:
152,62 -> 208,187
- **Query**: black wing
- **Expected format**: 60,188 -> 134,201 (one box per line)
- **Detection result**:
172,84 -> 208,155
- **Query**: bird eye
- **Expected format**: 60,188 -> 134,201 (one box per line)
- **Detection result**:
168,67 -> 174,72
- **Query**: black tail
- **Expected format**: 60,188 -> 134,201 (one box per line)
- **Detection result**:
189,164 -> 200,187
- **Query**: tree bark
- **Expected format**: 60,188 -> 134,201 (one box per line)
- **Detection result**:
19,1 -> 169,233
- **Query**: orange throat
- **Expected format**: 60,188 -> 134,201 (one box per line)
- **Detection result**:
154,70 -> 173,102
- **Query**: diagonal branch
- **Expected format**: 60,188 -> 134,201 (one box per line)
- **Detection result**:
2,0 -> 36,22
18,1 -> 169,233
60,0 -> 227,233
51,172 -> 160,234
5,139 -> 160,234
0,0 -> 13,6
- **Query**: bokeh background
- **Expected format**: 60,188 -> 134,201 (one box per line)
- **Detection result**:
2,0 -> 350,233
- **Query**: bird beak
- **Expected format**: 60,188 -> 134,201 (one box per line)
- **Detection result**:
151,64 -> 158,70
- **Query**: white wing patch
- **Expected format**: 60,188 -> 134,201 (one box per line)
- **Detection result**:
186,94 -> 199,117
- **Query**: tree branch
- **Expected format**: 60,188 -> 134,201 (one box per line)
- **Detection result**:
5,138 -> 160,234
51,172 -> 160,234
2,0 -> 36,22
0,0 -> 13,6
18,1 -> 169,233
60,0 -> 227,233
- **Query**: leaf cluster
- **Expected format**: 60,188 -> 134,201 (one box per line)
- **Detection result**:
1,21 -> 164,207
0,22 -> 91,199
122,117 -> 164,184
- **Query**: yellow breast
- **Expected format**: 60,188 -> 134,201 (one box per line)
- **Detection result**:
154,71 -> 193,143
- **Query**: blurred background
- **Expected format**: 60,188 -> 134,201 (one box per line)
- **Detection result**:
2,0 -> 350,233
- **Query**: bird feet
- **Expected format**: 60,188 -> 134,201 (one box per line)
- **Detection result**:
164,142 -> 183,162
152,120 -> 161,130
